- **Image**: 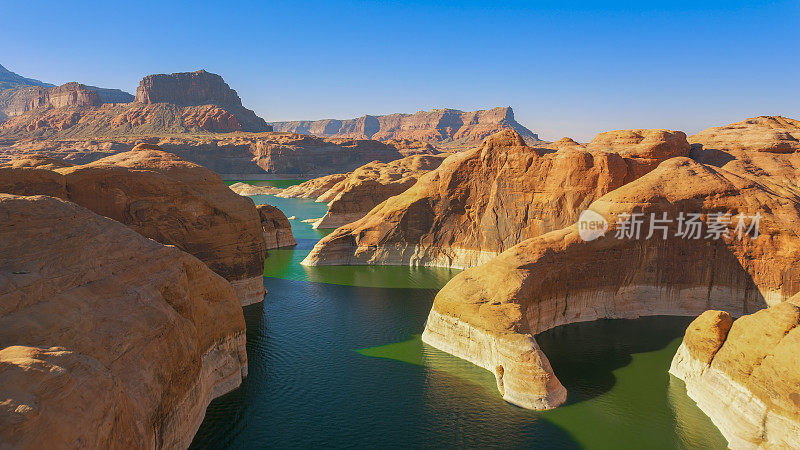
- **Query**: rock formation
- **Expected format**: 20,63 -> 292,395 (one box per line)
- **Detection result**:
271,107 -> 541,151
689,115 -> 800,154
302,128 -> 689,268
0,145 -> 267,306
308,154 -> 446,229
0,194 -> 247,448
256,204 -> 297,249
670,304 -> 800,448
135,70 -> 242,107
277,173 -> 349,199
0,70 -> 269,133
229,181 -> 283,196
0,83 -> 100,117
419,117 -> 800,411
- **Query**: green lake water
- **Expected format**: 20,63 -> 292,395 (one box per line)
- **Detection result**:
190,182 -> 727,449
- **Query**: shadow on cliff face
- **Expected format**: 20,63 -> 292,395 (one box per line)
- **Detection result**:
536,316 -> 697,405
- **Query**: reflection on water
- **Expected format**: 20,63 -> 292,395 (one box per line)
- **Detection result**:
191,187 -> 727,449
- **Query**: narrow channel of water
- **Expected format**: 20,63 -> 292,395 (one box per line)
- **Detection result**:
190,184 -> 727,449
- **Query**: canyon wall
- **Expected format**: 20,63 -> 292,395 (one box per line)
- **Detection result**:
670,305 -> 800,448
0,194 -> 247,448
419,116 -> 800,412
0,145 -> 267,306
302,128 -> 689,268
271,107 -> 541,150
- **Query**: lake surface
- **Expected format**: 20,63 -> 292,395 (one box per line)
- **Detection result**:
191,184 -> 727,449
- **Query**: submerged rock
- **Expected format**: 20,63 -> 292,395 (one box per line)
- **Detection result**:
0,194 -> 247,448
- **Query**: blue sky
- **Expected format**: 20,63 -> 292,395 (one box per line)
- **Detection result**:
2,0 -> 798,141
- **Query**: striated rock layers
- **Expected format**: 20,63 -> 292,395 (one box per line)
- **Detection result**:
271,107 -> 541,151
420,117 -> 800,411
0,70 -> 269,134
135,70 -> 243,107
670,305 -> 800,449
302,128 -> 689,268
0,194 -> 247,448
0,145 -> 267,306
0,82 -> 100,117
256,204 -> 297,249
310,154 -> 446,229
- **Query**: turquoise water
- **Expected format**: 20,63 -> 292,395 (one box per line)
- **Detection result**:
191,184 -> 727,449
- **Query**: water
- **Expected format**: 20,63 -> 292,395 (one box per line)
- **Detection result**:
191,184 -> 727,449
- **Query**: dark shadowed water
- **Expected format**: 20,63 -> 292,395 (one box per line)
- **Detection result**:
190,185 -> 727,449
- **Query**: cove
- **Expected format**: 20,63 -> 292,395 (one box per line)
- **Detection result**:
190,185 -> 727,449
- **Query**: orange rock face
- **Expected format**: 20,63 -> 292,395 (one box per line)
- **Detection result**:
689,115 -> 800,154
671,303 -> 800,448
309,154 -> 446,229
256,204 -> 297,249
0,194 -> 247,448
302,128 -> 689,268
0,146 -> 267,306
419,117 -> 800,412
277,173 -> 349,199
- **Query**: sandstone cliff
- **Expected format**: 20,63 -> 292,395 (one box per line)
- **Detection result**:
304,154 -> 446,229
0,70 -> 269,134
0,194 -> 247,448
0,82 -> 100,117
256,204 -> 297,249
271,107 -> 541,151
0,145 -> 267,306
670,305 -> 800,448
419,117 -> 800,411
277,173 -> 349,199
135,70 -> 242,107
302,128 -> 689,268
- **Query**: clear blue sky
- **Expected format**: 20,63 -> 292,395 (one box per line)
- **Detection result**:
2,0 -> 798,141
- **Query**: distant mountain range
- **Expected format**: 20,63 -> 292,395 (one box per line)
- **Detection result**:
271,107 -> 541,150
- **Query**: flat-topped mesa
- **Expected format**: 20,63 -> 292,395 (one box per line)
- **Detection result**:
421,127 -> 800,411
310,154 -> 446,229
256,204 -> 297,249
135,69 -> 243,107
271,107 -> 541,150
301,128 -> 689,269
670,304 -> 800,448
0,144 -> 267,306
0,194 -> 247,448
